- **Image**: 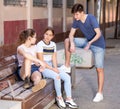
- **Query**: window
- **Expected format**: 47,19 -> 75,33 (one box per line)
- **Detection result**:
4,0 -> 26,6
67,0 -> 74,8
53,0 -> 62,8
33,0 -> 47,7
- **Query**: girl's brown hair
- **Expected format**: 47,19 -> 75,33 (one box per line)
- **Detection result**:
44,27 -> 55,36
18,29 -> 36,44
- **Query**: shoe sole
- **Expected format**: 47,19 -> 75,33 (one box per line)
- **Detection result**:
66,103 -> 78,109
23,83 -> 32,89
93,98 -> 103,102
23,84 -> 31,89
32,79 -> 46,92
56,104 -> 65,109
56,98 -> 66,109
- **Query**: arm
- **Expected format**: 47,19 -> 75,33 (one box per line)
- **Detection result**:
52,52 -> 57,68
37,52 -> 55,71
89,28 -> 101,44
69,28 -> 77,52
52,52 -> 59,73
37,52 -> 59,73
84,28 -> 101,50
18,48 -> 45,67
51,43 -> 59,73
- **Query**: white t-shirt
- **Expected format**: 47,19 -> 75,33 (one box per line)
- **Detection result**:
37,40 -> 56,62
17,44 -> 37,66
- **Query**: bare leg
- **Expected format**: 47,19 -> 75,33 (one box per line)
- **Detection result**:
64,38 -> 71,67
20,59 -> 31,80
31,71 -> 42,85
31,71 -> 46,92
96,68 -> 104,93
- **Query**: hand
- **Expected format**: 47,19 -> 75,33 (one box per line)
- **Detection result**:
39,61 -> 46,69
38,61 -> 46,72
84,42 -> 91,50
70,42 -> 75,52
39,66 -> 45,72
34,62 -> 41,66
52,68 -> 59,73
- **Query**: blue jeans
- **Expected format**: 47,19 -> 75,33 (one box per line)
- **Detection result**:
42,61 -> 72,97
74,38 -> 105,68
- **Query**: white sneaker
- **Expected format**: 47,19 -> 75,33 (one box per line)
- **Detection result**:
93,93 -> 103,102
59,65 -> 71,73
56,97 -> 66,108
65,99 -> 78,108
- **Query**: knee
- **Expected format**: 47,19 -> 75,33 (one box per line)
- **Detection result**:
53,75 -> 60,81
24,58 -> 32,63
64,75 -> 71,83
56,75 -> 60,80
64,38 -> 69,44
32,74 -> 41,84
96,68 -> 104,73
67,75 -> 71,82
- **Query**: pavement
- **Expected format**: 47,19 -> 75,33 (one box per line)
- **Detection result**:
49,26 -> 120,109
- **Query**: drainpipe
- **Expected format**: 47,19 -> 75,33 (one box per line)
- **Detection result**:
114,0 -> 119,39
47,0 -> 53,27
62,0 -> 66,32
96,0 -> 102,24
102,0 -> 106,38
26,0 -> 33,28
0,0 -> 4,45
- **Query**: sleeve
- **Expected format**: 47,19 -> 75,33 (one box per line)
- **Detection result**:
72,19 -> 78,28
54,42 -> 57,52
36,42 -> 43,53
89,14 -> 99,28
34,45 -> 38,53
17,45 -> 24,52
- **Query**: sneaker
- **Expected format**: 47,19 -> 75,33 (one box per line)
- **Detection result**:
93,93 -> 103,102
59,65 -> 71,73
65,99 -> 78,108
56,97 -> 66,108
23,77 -> 31,89
32,79 -> 46,92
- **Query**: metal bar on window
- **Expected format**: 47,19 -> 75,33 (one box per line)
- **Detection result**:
53,0 -> 62,8
67,0 -> 74,8
4,0 -> 27,6
33,0 -> 47,7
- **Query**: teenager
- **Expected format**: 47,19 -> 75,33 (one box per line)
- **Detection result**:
37,27 -> 78,108
60,3 -> 105,102
17,29 -> 46,92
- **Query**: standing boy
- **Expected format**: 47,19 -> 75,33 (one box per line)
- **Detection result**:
60,3 -> 105,102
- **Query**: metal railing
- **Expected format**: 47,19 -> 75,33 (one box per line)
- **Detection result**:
67,0 -> 74,8
53,0 -> 62,8
33,0 -> 47,7
4,0 -> 27,6
4,0 -> 74,8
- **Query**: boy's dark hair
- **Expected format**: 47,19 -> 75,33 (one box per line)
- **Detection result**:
71,3 -> 84,14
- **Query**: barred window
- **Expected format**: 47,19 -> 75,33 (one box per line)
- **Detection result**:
4,0 -> 26,6
53,0 -> 62,8
33,0 -> 47,7
67,0 -> 74,8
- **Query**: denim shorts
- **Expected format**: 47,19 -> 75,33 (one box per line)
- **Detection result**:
74,38 -> 105,68
17,64 -> 40,79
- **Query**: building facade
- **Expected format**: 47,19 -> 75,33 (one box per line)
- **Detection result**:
0,0 -> 119,46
